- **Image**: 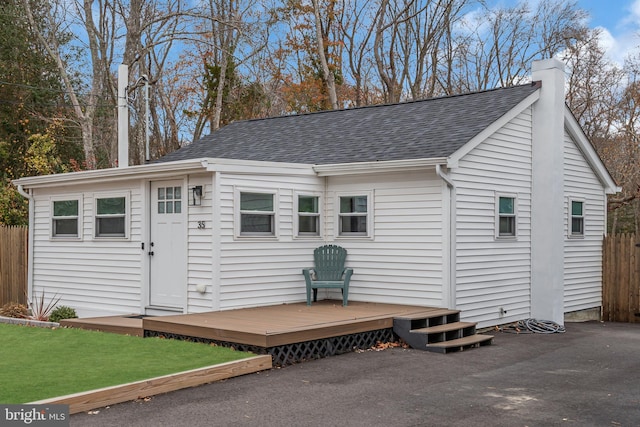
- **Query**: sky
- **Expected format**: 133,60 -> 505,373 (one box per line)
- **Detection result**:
577,0 -> 640,63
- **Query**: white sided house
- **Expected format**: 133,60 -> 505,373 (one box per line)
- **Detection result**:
14,59 -> 618,328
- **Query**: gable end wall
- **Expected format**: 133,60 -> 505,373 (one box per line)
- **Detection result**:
563,130 -> 606,313
452,108 -> 533,328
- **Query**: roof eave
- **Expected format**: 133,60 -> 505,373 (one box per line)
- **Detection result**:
563,108 -> 620,194
313,158 -> 449,176
12,157 -> 319,189
12,159 -> 209,189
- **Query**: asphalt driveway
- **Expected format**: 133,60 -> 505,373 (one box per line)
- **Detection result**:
71,321 -> 640,427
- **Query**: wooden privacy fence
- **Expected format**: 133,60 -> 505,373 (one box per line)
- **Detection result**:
603,234 -> 640,323
0,226 -> 28,306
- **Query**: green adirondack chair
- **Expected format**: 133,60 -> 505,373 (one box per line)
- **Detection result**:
302,245 -> 353,306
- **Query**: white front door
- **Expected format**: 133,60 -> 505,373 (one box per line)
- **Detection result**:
149,180 -> 186,309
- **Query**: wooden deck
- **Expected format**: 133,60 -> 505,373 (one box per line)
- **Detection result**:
143,300 -> 438,347
61,314 -> 144,336
62,301 -> 492,364
63,300 -> 439,347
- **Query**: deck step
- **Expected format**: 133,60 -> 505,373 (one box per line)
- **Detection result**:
426,334 -> 494,354
411,321 -> 476,334
393,308 -> 493,354
394,309 -> 460,320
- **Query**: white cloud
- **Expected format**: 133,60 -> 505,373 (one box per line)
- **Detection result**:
593,1 -> 640,65
627,0 -> 640,26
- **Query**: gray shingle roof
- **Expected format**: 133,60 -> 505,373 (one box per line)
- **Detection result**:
158,83 -> 540,165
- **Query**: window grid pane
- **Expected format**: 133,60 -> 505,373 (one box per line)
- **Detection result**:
97,198 -> 125,215
572,201 -> 583,216
340,216 -> 367,234
96,217 -> 125,237
299,215 -> 319,234
241,193 -> 274,211
572,218 -> 584,235
298,196 -> 318,213
157,187 -> 183,215
499,197 -> 514,214
340,196 -> 367,213
53,219 -> 78,236
499,217 -> 515,236
53,200 -> 78,217
241,213 -> 273,233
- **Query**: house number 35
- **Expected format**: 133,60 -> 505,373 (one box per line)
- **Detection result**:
197,221 -> 205,229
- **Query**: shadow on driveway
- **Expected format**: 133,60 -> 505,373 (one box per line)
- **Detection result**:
71,321 -> 640,427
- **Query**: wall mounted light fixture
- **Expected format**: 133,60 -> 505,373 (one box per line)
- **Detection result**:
189,185 -> 203,206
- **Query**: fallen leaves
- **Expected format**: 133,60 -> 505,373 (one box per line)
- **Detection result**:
355,340 -> 409,353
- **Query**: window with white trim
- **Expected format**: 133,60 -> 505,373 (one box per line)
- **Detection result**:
52,199 -> 80,238
157,186 -> 182,214
95,195 -> 127,238
338,194 -> 370,237
239,191 -> 276,236
496,194 -> 517,238
570,199 -> 584,237
296,194 -> 321,237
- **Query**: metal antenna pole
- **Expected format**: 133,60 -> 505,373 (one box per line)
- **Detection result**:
143,75 -> 150,162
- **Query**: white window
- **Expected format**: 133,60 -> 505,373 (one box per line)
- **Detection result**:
95,194 -> 128,238
237,190 -> 277,236
157,186 -> 182,214
496,194 -> 517,238
337,193 -> 371,237
295,193 -> 321,237
569,199 -> 584,237
51,198 -> 81,238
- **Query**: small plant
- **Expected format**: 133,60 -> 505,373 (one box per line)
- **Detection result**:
48,305 -> 78,323
26,290 -> 61,321
0,302 -> 29,318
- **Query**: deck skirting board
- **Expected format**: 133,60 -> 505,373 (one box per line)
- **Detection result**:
145,328 -> 394,366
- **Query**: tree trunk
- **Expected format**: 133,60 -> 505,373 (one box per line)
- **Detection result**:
312,0 -> 338,110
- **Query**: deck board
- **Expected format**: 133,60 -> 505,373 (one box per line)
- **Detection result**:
61,315 -> 144,336
62,301 -> 443,349
143,300 -> 438,347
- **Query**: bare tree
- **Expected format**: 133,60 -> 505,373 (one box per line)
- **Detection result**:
338,0 -> 377,107
311,0 -> 338,109
448,0 -> 588,92
22,0 -> 101,168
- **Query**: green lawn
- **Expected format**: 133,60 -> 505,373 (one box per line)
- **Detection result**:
0,323 -> 254,403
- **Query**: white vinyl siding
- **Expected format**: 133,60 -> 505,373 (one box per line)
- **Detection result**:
563,130 -> 606,313
453,108 -> 533,327
213,170 -> 444,310
186,175 -> 214,313
31,182 -> 143,317
217,173 -> 325,309
325,172 -> 444,307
